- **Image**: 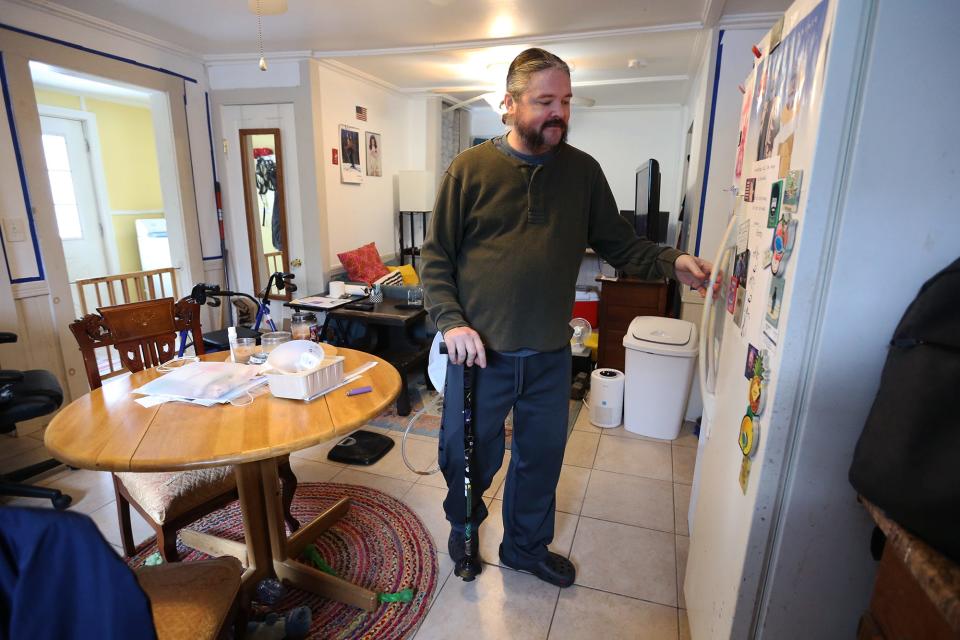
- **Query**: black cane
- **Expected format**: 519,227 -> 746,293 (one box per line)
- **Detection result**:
439,343 -> 482,581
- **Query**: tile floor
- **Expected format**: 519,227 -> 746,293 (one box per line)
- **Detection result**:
1,408 -> 698,640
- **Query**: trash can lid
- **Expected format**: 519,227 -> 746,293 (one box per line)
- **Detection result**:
623,316 -> 698,357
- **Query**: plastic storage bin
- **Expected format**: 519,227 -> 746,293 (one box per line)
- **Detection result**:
622,316 -> 698,440
265,356 -> 345,401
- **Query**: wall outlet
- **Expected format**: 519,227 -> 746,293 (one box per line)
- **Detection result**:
2,217 -> 28,243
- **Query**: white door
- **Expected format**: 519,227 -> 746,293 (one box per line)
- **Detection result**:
39,116 -> 109,288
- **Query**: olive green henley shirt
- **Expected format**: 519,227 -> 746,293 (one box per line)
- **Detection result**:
421,139 -> 684,353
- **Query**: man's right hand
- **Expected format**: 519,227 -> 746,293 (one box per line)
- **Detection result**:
443,326 -> 487,368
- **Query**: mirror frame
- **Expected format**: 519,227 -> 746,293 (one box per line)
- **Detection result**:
238,127 -> 290,301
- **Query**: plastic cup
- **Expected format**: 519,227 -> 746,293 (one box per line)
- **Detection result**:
260,331 -> 291,353
407,286 -> 424,307
231,337 -> 257,363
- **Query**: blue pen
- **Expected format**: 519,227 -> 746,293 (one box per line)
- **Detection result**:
347,386 -> 372,397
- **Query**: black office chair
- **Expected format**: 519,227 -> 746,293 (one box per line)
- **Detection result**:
0,332 -> 71,509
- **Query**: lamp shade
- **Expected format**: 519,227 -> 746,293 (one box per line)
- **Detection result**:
398,170 -> 437,212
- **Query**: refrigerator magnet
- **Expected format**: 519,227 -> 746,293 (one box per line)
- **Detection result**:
771,217 -> 797,276
739,456 -> 752,495
739,412 -> 759,457
767,179 -> 784,228
726,275 -> 739,314
744,344 -> 761,379
765,276 -> 785,329
747,351 -> 767,415
783,170 -> 803,214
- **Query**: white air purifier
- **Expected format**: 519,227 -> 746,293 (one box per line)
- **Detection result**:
589,368 -> 624,428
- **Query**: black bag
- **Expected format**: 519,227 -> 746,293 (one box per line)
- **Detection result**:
849,257 -> 960,563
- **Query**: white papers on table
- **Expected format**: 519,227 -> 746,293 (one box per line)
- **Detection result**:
288,295 -> 353,310
133,361 -> 267,407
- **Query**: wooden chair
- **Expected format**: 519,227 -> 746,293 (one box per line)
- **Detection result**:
136,556 -> 243,640
69,297 -> 300,561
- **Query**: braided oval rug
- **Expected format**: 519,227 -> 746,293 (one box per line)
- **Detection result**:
128,483 -> 438,639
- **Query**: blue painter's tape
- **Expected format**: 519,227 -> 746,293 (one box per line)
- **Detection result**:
0,22 -> 197,84
695,30 -> 725,258
0,51 -> 45,283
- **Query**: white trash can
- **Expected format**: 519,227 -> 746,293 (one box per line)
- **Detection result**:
622,316 -> 698,440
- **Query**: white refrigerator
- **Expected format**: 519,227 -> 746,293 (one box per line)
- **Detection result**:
684,1 -> 881,637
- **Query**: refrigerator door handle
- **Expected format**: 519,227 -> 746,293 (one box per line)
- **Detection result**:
698,215 -> 737,407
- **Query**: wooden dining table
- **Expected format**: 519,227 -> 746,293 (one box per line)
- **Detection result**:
44,345 -> 401,612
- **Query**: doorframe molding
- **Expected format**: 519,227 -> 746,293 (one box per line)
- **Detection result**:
0,28 -> 205,399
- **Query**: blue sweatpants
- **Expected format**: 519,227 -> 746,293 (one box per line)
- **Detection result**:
439,347 -> 571,566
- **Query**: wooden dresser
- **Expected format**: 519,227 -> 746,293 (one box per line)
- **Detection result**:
596,276 -> 669,372
857,499 -> 960,640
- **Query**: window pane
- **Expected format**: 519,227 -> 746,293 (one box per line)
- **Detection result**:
47,170 -> 77,205
54,204 -> 82,240
41,134 -> 70,171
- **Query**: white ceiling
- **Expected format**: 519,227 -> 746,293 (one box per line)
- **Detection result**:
46,0 -> 791,107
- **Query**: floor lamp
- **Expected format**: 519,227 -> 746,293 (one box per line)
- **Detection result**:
398,170 -> 435,270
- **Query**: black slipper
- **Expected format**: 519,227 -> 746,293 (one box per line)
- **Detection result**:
448,529 -> 483,569
499,545 -> 576,588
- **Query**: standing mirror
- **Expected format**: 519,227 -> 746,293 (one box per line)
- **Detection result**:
239,128 -> 290,300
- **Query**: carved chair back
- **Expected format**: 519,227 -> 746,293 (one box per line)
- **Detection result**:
69,297 -> 205,390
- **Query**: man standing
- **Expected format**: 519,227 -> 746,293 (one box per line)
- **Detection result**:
421,48 -> 712,588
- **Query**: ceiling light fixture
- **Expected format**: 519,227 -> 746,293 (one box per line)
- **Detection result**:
256,0 -> 266,71
247,0 -> 288,72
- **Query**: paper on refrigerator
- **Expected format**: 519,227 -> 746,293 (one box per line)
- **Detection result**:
738,157 -> 780,345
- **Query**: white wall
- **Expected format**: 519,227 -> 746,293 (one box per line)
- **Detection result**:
316,64 -> 415,269
568,107 -> 684,227
469,105 -> 506,141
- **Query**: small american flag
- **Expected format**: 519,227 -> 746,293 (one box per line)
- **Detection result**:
355,106 -> 367,121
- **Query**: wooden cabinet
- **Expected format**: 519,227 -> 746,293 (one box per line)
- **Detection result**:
596,277 -> 668,372
857,500 -> 960,640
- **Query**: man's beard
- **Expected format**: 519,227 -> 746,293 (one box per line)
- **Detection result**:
515,116 -> 568,152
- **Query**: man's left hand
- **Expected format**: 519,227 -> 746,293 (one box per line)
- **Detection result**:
674,254 -> 713,296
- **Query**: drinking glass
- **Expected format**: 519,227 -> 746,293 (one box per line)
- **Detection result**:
231,337 -> 257,364
407,286 -> 424,307
260,331 -> 292,353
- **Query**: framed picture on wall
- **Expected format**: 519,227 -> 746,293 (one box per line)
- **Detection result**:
339,125 -> 363,183
365,132 -> 382,177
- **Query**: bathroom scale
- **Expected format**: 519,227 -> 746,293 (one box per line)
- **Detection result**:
326,429 -> 395,465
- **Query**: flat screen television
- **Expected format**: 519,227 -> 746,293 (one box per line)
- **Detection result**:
635,159 -> 664,243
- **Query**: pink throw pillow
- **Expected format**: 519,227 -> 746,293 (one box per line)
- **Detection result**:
337,242 -> 389,285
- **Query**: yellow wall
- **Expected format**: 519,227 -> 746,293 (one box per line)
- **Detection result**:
34,88 -> 80,110
85,97 -> 163,212
34,88 -> 165,272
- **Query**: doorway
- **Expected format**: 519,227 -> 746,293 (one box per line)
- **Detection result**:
39,115 -> 111,318
31,62 -> 182,318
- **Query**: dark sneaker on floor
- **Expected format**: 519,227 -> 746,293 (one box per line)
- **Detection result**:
448,529 -> 483,568
499,545 -> 576,588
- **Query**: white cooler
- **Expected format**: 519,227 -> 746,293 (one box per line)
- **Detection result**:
622,316 -> 698,440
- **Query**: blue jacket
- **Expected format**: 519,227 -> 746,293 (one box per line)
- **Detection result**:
0,507 -> 155,639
